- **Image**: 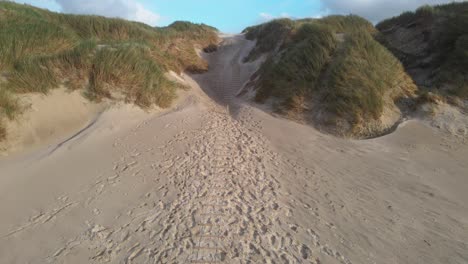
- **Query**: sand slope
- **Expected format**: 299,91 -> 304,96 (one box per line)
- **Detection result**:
0,88 -> 105,155
0,35 -> 467,264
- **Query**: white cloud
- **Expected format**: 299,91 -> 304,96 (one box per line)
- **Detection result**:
54,0 -> 160,25
130,2 -> 160,25
259,12 -> 275,21
312,8 -> 331,19
258,12 -> 291,22
320,0 -> 464,23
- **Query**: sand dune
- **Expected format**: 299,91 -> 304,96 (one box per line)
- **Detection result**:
0,35 -> 467,264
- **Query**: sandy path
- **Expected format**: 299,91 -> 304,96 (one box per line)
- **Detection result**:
0,35 -> 467,264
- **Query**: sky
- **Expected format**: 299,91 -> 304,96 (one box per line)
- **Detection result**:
10,0 -> 465,33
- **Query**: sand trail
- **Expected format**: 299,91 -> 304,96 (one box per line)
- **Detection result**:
0,35 -> 467,264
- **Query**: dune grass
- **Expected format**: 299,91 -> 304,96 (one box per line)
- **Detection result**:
244,15 -> 386,110
0,2 -> 218,90
88,44 -> 177,108
5,40 -> 97,93
0,86 -> 20,141
0,2 -> 78,70
314,15 -> 376,34
243,15 -> 415,135
53,14 -> 154,41
254,22 -> 337,102
0,1 -> 218,141
0,17 -> 78,70
0,87 -> 19,120
0,124 -> 5,141
243,19 -> 295,61
244,15 -> 375,63
377,2 -> 468,99
324,31 -> 414,123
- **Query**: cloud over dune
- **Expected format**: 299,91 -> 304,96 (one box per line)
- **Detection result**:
54,0 -> 160,25
258,12 -> 291,23
320,0 -> 464,22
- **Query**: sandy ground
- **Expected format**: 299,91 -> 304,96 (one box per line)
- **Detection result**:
0,35 -> 467,264
0,88 -> 105,155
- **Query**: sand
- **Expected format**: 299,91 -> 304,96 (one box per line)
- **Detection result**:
0,88 -> 105,155
0,34 -> 467,264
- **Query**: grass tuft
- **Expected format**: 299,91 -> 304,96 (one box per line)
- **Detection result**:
0,86 -> 20,142
88,44 -> 177,108
244,18 -> 295,61
0,87 -> 20,120
0,124 -> 5,141
0,1 -> 218,141
377,2 -> 468,99
244,15 -> 416,136
254,22 -> 337,102
324,31 -> 413,122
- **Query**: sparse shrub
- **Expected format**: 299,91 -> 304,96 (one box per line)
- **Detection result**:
0,122 -> 6,141
0,86 -> 20,141
0,87 -> 19,120
203,44 -> 218,53
416,91 -> 446,106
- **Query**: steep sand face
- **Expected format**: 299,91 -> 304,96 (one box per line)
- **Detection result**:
0,88 -> 105,155
0,35 -> 467,264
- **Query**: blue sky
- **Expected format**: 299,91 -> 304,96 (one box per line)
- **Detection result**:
12,0 -> 325,32
142,0 -> 324,33
11,0 -> 464,33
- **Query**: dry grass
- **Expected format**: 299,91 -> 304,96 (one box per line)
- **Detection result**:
0,2 -> 218,93
244,15 -> 374,62
0,86 -> 20,142
253,22 -> 337,102
377,2 -> 468,99
0,1 -> 218,141
0,124 -> 5,141
0,3 -> 78,70
244,15 -> 416,135
87,44 -> 177,108
243,19 -> 295,61
325,31 -> 415,123
0,87 -> 19,120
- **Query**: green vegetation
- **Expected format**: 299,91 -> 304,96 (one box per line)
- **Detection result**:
243,19 -> 295,61
88,44 -> 177,108
0,86 -> 20,141
0,125 -> 5,141
0,86 -> 19,120
0,2 -> 218,141
324,31 -> 414,125
243,15 -> 374,62
377,2 -> 468,99
243,15 -> 414,136
253,22 -> 337,101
